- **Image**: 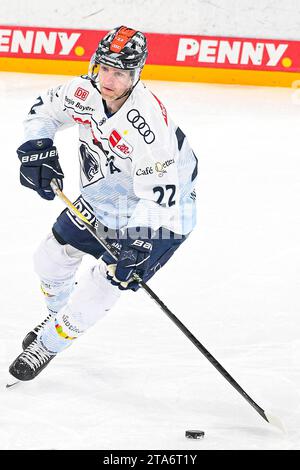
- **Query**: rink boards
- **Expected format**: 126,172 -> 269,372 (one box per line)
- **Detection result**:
1,25 -> 300,86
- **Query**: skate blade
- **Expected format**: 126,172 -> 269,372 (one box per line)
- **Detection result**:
5,373 -> 21,389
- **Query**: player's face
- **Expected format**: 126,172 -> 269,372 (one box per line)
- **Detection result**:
98,64 -> 133,100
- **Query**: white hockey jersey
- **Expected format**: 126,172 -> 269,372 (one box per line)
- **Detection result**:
23,76 -> 197,234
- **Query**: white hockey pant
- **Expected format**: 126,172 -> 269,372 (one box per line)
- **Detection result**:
33,233 -> 121,353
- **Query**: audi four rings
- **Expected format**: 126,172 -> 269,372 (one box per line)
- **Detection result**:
127,109 -> 155,144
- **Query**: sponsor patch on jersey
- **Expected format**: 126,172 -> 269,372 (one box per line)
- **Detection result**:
127,109 -> 155,144
74,87 -> 89,101
108,129 -> 133,158
65,95 -> 94,112
71,115 -> 92,126
136,159 -> 175,177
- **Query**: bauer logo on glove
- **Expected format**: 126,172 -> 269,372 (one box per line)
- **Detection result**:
105,231 -> 153,290
20,147 -> 58,163
17,138 -> 64,201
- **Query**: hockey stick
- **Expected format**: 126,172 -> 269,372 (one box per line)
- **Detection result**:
50,180 -> 284,431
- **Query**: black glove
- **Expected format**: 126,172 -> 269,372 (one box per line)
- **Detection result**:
106,229 -> 154,290
17,138 -> 64,200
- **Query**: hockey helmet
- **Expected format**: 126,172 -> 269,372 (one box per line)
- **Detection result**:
89,26 -> 148,84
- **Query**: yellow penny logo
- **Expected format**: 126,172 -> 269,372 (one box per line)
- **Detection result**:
75,46 -> 85,56
281,57 -> 292,68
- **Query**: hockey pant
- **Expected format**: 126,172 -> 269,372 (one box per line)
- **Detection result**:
33,233 -> 121,353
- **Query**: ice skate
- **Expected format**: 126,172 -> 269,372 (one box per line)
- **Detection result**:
8,338 -> 56,383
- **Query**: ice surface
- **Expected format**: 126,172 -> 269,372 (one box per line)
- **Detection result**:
0,72 -> 299,450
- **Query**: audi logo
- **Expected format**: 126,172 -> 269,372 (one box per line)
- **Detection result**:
127,109 -> 155,144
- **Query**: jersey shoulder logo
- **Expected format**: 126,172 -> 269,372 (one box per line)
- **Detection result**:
75,87 -> 89,101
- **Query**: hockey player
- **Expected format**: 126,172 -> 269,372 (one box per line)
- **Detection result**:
8,26 -> 198,382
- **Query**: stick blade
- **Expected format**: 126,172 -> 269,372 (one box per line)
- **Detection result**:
264,411 -> 286,433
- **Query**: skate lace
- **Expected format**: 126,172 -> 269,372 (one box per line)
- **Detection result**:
21,340 -> 53,371
36,313 -> 53,332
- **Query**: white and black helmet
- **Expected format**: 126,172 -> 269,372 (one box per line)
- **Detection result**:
89,26 -> 148,85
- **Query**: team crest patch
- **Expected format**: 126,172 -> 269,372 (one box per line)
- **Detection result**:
78,141 -> 104,188
108,129 -> 133,159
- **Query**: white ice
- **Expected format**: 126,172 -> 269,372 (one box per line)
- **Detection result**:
0,72 -> 299,450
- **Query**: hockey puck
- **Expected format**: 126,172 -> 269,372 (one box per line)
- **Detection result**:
185,430 -> 205,439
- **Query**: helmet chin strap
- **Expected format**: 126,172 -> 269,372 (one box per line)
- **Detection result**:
115,77 -> 140,101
